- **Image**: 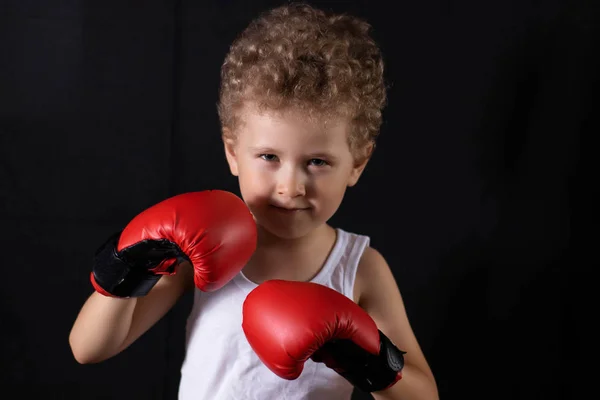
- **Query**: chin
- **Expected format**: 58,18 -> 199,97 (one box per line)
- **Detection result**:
258,220 -> 317,240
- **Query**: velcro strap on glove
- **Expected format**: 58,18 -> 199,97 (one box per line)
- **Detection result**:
311,330 -> 406,393
90,231 -> 186,298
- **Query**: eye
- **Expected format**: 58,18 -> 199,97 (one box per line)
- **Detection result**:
308,158 -> 328,167
260,154 -> 279,162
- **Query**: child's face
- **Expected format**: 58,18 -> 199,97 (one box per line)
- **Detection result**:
224,107 -> 367,240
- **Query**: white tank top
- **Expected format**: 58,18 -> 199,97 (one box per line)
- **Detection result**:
178,228 -> 370,400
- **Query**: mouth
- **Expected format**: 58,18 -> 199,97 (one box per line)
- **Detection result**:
270,205 -> 310,213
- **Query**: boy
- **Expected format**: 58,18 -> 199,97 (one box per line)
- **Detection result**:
69,3 -> 438,399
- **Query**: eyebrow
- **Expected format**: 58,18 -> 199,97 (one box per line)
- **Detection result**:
248,147 -> 339,161
248,146 -> 278,154
307,152 -> 339,162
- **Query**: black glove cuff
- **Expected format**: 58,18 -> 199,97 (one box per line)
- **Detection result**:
320,330 -> 406,393
91,231 -> 184,298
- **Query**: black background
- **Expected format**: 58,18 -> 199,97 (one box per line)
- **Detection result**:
1,0 -> 597,399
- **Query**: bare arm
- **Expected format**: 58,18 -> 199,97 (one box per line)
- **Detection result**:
354,247 -> 439,400
69,261 -> 194,364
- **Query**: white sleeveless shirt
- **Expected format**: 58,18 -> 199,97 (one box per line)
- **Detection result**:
178,228 -> 370,400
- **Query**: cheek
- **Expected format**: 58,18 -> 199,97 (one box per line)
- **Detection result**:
238,162 -> 271,203
311,171 -> 349,206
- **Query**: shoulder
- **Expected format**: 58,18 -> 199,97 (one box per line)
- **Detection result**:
352,245 -> 393,305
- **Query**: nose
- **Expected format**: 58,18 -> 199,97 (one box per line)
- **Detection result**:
276,166 -> 306,198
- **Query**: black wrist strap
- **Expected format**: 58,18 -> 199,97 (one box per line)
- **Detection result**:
91,231 -> 185,298
314,330 -> 406,393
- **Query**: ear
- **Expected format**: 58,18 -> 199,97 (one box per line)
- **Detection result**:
222,129 -> 239,176
347,144 -> 373,187
348,158 -> 369,187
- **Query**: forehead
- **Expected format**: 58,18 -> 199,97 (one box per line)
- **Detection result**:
236,105 -> 351,149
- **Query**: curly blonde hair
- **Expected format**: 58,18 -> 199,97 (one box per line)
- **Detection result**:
218,2 -> 386,163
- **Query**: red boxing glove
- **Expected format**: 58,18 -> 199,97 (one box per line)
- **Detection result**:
91,190 -> 256,297
242,280 -> 405,393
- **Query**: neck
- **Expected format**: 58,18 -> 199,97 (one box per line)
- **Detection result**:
257,224 -> 329,250
243,224 -> 337,283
